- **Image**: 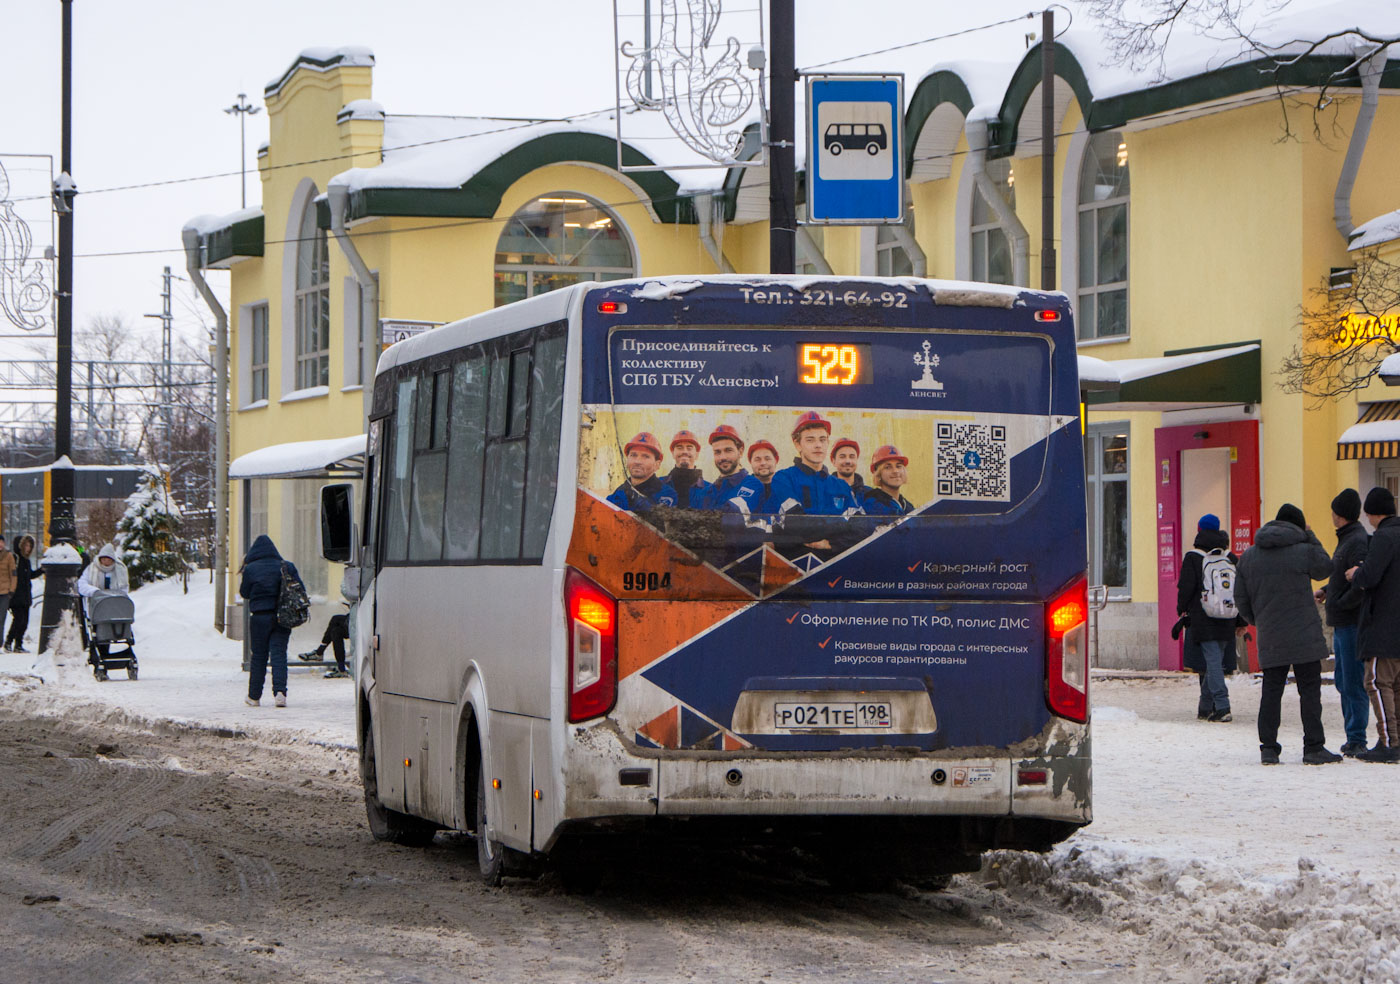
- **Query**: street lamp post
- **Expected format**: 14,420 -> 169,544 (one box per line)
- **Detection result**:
223,93 -> 261,209
39,0 -> 81,654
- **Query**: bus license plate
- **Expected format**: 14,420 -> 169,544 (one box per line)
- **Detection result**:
773,701 -> 892,730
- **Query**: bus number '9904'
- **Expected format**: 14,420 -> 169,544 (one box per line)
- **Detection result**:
622,571 -> 672,592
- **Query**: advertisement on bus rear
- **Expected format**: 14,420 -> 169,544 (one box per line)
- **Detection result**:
564,281 -> 1086,752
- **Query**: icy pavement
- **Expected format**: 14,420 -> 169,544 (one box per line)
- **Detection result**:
1,577 -> 1397,981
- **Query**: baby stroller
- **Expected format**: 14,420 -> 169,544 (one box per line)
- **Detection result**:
83,590 -> 137,681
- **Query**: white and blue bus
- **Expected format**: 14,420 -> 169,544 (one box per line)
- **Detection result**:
321,274 -> 1090,889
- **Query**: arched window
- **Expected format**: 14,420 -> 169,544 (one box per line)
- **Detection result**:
875,206 -> 916,277
1077,130 -> 1130,340
971,158 -> 1014,285
294,202 -> 330,389
494,195 -> 635,307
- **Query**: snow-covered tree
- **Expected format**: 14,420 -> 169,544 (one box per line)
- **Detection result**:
114,468 -> 187,586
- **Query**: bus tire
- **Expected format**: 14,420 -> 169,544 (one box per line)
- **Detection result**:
361,720 -> 437,847
475,762 -> 505,886
829,142 -> 842,155
866,142 -> 880,155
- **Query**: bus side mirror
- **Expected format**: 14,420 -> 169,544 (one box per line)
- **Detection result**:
321,483 -> 355,563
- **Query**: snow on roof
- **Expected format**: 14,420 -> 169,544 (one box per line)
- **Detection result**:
1349,208 -> 1400,251
183,206 -> 262,236
338,99 -> 385,122
1077,343 -> 1261,387
1380,352 -> 1400,378
265,45 -> 375,95
229,434 -> 366,480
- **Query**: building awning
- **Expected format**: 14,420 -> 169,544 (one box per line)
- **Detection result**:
229,434 -> 366,480
1337,401 -> 1400,460
1080,342 -> 1261,411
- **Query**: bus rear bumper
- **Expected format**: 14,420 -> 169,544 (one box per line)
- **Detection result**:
561,720 -> 1090,826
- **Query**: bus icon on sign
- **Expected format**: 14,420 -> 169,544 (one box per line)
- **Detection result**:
824,122 -> 887,156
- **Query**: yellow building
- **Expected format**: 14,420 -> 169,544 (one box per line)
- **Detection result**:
188,37 -> 1400,667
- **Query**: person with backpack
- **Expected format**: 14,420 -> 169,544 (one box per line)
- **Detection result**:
238,534 -> 306,708
1315,489 -> 1370,755
1234,504 -> 1341,765
1177,514 -> 1240,722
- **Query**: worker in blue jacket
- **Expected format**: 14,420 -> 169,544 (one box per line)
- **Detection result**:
665,430 -> 711,508
699,424 -> 766,511
768,411 -> 864,518
607,432 -> 678,513
861,444 -> 916,517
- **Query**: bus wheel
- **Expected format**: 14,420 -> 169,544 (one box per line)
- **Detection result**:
866,142 -> 880,155
475,761 -> 506,886
829,142 -> 842,155
361,723 -> 436,846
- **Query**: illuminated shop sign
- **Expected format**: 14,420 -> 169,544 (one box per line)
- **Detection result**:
1332,312 -> 1400,347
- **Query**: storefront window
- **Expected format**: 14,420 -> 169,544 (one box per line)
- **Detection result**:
1086,423 -> 1130,594
493,195 -> 634,307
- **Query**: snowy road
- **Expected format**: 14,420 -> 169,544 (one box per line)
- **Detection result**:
0,579 -> 1397,981
0,702 -> 1196,984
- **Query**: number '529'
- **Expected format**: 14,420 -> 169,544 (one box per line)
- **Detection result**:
622,571 -> 672,591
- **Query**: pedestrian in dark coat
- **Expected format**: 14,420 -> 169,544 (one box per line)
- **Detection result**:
1177,514 -> 1239,721
1234,503 -> 1340,765
239,534 -> 303,708
4,535 -> 36,652
1316,489 -> 1369,755
1347,486 -> 1400,762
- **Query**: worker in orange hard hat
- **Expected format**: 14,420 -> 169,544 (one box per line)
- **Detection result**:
703,424 -> 766,512
665,429 -> 710,507
831,437 -> 866,496
862,445 -> 914,517
607,432 -> 679,512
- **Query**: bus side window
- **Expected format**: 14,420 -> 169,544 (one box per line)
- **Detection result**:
479,347 -> 531,560
522,330 -> 566,558
407,370 -> 451,561
382,376 -> 418,563
444,355 -> 488,561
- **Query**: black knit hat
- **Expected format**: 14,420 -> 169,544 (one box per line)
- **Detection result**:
1364,486 -> 1397,517
1331,488 -> 1362,523
1275,503 -> 1307,529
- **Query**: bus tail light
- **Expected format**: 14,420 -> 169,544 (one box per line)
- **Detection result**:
566,569 -> 617,723
1046,577 -> 1089,723
1034,309 -> 1062,322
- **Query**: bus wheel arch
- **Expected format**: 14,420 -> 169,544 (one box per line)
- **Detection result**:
359,705 -> 437,847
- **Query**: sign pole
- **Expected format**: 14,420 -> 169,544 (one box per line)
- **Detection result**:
1040,8 -> 1056,290
768,0 -> 795,274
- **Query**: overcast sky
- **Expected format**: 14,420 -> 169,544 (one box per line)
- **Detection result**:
2,0 -> 1071,355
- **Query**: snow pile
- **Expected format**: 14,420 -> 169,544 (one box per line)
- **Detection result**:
1379,352 -> 1400,380
990,848 -> 1400,984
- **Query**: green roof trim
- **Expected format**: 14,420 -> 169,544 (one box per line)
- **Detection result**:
993,43 -> 1095,158
201,212 -> 265,268
903,71 -> 975,178
344,132 -> 697,225
995,46 -> 1400,157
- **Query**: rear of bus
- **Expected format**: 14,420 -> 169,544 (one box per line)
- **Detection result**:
556,276 -> 1088,869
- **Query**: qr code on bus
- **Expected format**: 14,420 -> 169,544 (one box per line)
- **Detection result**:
936,423 -> 1010,500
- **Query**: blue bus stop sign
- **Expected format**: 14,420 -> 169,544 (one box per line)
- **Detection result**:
806,75 -> 904,224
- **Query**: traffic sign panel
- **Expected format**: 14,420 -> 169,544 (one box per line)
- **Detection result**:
805,75 -> 904,224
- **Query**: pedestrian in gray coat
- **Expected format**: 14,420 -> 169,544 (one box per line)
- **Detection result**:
1234,503 -> 1342,765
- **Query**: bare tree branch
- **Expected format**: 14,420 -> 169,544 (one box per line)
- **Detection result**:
1278,250 -> 1400,407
